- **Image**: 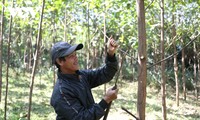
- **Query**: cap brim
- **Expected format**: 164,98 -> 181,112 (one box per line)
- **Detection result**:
62,43 -> 83,57
76,43 -> 83,50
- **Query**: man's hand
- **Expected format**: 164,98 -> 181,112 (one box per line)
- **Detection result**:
103,86 -> 119,104
107,37 -> 118,56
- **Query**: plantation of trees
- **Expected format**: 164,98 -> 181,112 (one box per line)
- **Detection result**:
0,0 -> 199,120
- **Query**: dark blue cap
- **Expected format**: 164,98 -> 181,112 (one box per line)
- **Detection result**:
51,41 -> 83,64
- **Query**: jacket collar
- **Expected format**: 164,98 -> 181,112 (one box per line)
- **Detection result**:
57,70 -> 82,81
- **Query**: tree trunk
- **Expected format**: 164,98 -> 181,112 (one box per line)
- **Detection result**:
92,46 -> 95,68
136,0 -> 147,119
53,13 -> 56,86
197,58 -> 200,100
64,6 -> 67,41
119,51 -> 127,86
24,38 -> 32,72
23,41 -> 27,74
181,38 -> 186,101
0,0 -> 5,103
160,0 -> 167,119
193,42 -> 197,100
172,0 -> 179,106
4,1 -> 13,119
28,38 -> 33,72
104,0 -> 107,94
132,50 -> 137,81
86,3 -> 91,69
27,0 -> 45,119
154,41 -> 158,71
118,53 -> 123,81
92,47 -> 98,68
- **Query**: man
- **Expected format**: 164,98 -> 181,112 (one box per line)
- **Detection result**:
50,38 -> 119,120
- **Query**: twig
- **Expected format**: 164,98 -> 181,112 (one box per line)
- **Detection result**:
121,106 -> 139,120
147,32 -> 200,69
145,0 -> 155,11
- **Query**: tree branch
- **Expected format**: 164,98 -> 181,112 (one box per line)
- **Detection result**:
145,0 -> 155,11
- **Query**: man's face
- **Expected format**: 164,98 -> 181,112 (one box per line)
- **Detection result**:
60,51 -> 80,74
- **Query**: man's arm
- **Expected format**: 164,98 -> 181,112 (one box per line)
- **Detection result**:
85,37 -> 119,88
54,94 -> 108,120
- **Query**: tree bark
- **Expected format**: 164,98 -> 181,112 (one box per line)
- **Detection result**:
64,6 -> 67,41
160,0 -> 167,119
136,0 -> 147,119
27,0 -> 45,119
0,0 -> 5,103
197,58 -> 200,100
52,12 -> 56,86
4,1 -> 13,119
104,0 -> 107,94
181,38 -> 186,101
172,0 -> 179,106
28,38 -> 33,72
193,42 -> 197,100
86,3 -> 91,69
154,41 -> 158,71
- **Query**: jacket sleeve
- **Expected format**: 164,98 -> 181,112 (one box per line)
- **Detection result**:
54,90 -> 109,120
84,54 -> 118,88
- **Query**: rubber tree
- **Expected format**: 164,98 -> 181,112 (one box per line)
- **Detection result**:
27,0 -> 45,119
4,0 -> 13,119
0,0 -> 5,103
160,0 -> 167,119
136,0 -> 147,119
172,0 -> 179,107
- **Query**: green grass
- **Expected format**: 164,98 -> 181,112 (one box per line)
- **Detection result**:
0,69 -> 200,120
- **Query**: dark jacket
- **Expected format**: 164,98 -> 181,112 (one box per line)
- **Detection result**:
50,55 -> 118,120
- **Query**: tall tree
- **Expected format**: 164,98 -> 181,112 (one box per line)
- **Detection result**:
0,0 -> 5,103
27,0 -> 45,119
86,2 -> 91,69
64,6 -> 67,41
172,0 -> 179,106
136,0 -> 147,119
181,38 -> 186,100
53,19 -> 56,86
198,57 -> 200,100
193,42 -> 197,99
103,0 -> 107,94
160,0 -> 167,119
4,1 -> 13,119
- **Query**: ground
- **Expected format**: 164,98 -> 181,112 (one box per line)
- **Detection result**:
0,72 -> 199,120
